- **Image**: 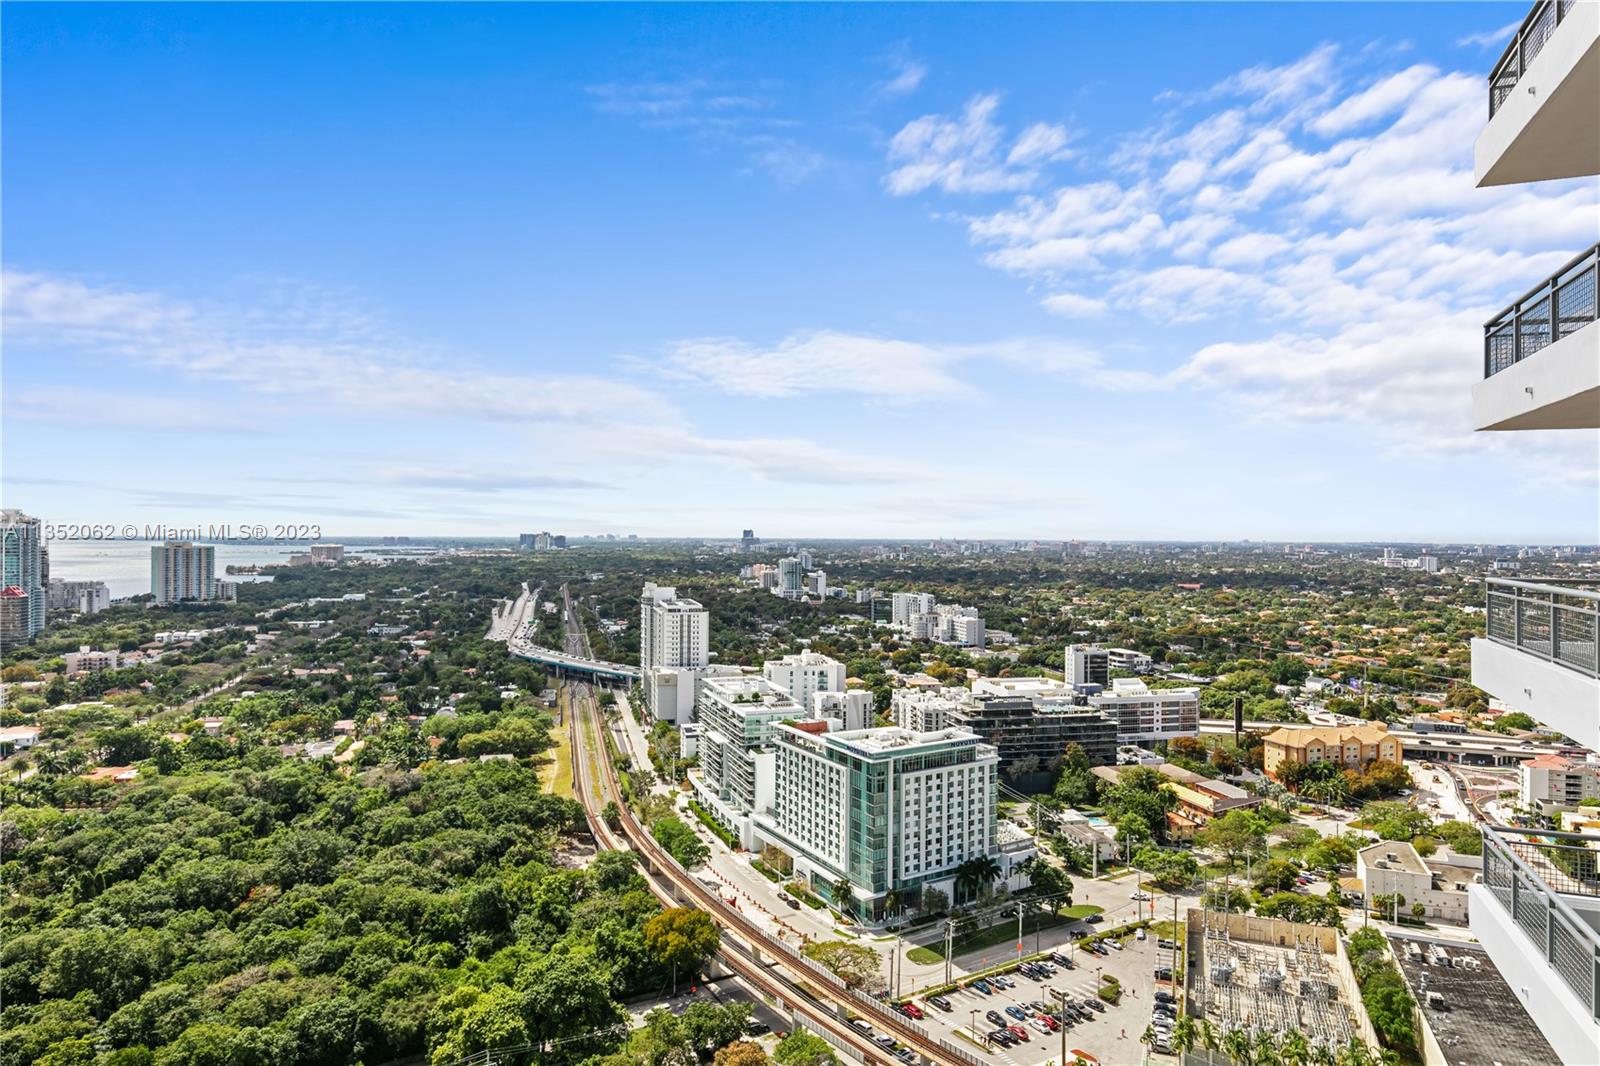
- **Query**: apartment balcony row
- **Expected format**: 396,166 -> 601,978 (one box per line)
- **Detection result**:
1477,0 -> 1599,187
1473,825 -> 1600,1064
1473,242 -> 1599,431
1471,578 -> 1600,751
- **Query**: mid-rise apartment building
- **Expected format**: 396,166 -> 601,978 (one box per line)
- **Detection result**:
1,510 -> 47,644
692,675 -> 801,842
150,541 -> 216,606
775,557 -> 806,598
1106,647 -> 1155,674
1520,753 -> 1600,816
1086,678 -> 1200,743
63,646 -> 120,675
1461,6 -> 1600,1058
763,651 -> 845,706
1261,722 -> 1402,778
810,689 -> 874,731
639,583 -> 710,722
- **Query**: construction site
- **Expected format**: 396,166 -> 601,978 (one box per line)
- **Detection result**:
1181,910 -> 1377,1064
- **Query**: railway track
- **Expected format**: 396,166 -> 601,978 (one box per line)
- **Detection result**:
566,683 -> 976,1066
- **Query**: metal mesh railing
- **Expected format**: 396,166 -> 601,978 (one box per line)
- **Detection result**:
1489,0 -> 1569,117
1481,826 -> 1600,1020
1484,578 -> 1600,678
1484,243 -> 1600,378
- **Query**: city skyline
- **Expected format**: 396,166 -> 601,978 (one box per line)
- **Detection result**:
4,3 -> 1597,543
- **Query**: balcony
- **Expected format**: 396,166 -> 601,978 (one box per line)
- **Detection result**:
1474,826 -> 1600,1064
1472,579 -> 1600,751
1474,243 -> 1600,430
1476,0 -> 1600,187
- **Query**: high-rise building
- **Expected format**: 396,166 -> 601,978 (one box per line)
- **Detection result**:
762,651 -> 845,705
1460,7 -> 1600,1060
309,543 -> 345,564
518,532 -> 536,550
0,588 -> 34,653
754,723 -> 1025,922
1065,644 -> 1110,688
0,510 -> 46,643
639,583 -> 710,722
690,675 -> 801,845
775,556 -> 806,598
46,580 -> 111,615
890,591 -> 936,627
150,542 -> 217,606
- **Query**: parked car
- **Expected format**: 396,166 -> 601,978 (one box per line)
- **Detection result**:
1037,1014 -> 1060,1031
746,1021 -> 771,1035
988,1030 -> 1015,1047
1154,991 -> 1175,1004
986,1010 -> 1006,1027
899,1002 -> 923,1020
1107,938 -> 1123,951
1136,928 -> 1147,941
1030,1018 -> 1052,1034
972,979 -> 993,995
928,995 -> 953,1012
1084,999 -> 1106,1014
1005,1006 -> 1028,1022
1006,1024 -> 1030,1042
1154,967 -> 1173,981
1158,938 -> 1177,950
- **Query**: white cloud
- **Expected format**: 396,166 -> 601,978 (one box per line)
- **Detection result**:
1308,64 -> 1438,136
1008,122 -> 1073,166
880,53 -> 928,97
888,44 -> 1598,462
1040,291 -> 1108,318
1,269 -> 670,427
1456,20 -> 1520,49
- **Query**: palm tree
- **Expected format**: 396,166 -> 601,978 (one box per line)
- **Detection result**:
882,889 -> 904,923
1280,1031 -> 1310,1066
1254,1029 -> 1282,1066
1173,1014 -> 1199,1057
1222,1027 -> 1255,1066
1309,1043 -> 1336,1066
1200,1018 -> 1220,1055
831,877 -> 856,919
1141,1025 -> 1157,1063
955,855 -> 1003,903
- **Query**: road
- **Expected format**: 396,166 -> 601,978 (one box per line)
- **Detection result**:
486,583 -> 540,642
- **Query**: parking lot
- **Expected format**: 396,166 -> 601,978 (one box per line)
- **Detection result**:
891,927 -> 1181,1066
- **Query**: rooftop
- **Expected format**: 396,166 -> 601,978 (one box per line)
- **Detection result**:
1358,840 -> 1430,876
1263,722 -> 1393,747
1386,933 -> 1557,1066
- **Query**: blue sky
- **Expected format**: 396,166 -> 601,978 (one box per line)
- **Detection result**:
4,3 -> 1596,542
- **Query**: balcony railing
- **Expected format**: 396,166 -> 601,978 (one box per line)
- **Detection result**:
1485,577 -> 1600,677
1485,242 -> 1600,377
1489,0 -> 1580,117
1482,825 -> 1600,1021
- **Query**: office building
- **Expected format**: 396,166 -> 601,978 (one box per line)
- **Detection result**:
1065,643 -> 1110,688
1261,722 -> 1402,779
150,542 -> 217,606
893,686 -> 1116,791
740,529 -> 757,551
754,723 -> 1024,921
1086,678 -> 1200,743
0,510 -> 46,642
518,532 -> 536,550
1464,8 -> 1600,1051
762,651 -> 845,705
1355,841 -> 1469,923
803,569 -> 828,597
1519,753 -> 1600,816
1106,647 -> 1155,674
639,583 -> 710,722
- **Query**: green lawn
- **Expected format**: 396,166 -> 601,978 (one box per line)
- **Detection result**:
904,909 -> 1082,963
1061,904 -> 1105,919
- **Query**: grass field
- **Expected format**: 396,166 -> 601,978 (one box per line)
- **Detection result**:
904,904 -> 1098,964
540,691 -> 575,798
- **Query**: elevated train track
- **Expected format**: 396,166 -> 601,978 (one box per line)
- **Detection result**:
567,683 -> 975,1066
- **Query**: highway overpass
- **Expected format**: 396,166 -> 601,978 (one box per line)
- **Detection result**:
509,641 -> 640,683
1198,718 -> 1568,767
